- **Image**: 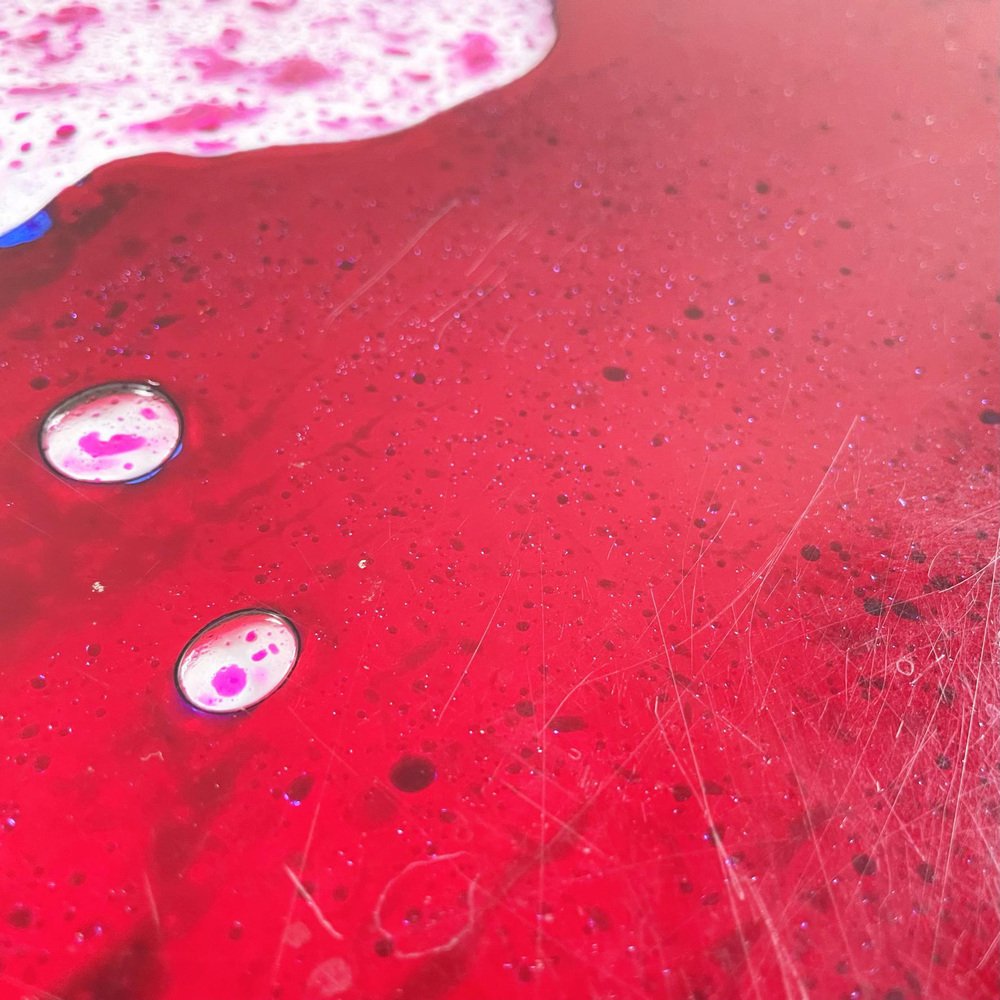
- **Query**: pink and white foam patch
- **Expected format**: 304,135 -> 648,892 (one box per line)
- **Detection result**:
39,381 -> 183,484
0,0 -> 557,235
175,609 -> 301,714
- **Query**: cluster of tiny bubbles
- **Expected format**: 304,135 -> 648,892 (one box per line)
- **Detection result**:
39,381 -> 183,484
174,609 -> 301,714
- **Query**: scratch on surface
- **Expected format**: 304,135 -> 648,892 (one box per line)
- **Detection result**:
926,516 -> 999,995
326,198 -> 458,322
139,750 -> 164,762
283,864 -> 345,941
372,853 -> 476,959
0,974 -> 68,1000
437,567 -> 515,723
143,871 -> 161,934
272,750 -> 337,981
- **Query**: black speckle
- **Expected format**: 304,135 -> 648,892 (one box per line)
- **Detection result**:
800,544 -> 821,562
979,408 -> 1000,425
56,929 -> 163,1000
885,990 -> 905,1000
411,372 -> 426,384
337,259 -> 355,271
556,493 -> 569,505
758,272 -> 771,283
836,219 -> 854,229
283,772 -> 314,805
602,365 -> 629,382
515,700 -> 535,717
755,181 -> 771,194
7,905 -> 31,928
29,375 -> 50,390
151,314 -> 181,329
671,783 -> 693,801
935,754 -> 951,770
684,306 -> 704,319
916,861 -> 935,883
890,600 -> 921,622
389,755 -> 436,793
374,937 -> 394,956
852,853 -> 877,876
863,597 -> 886,616
549,714 -> 587,734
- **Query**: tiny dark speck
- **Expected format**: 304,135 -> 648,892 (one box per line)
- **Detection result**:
836,219 -> 853,229
755,180 -> 771,194
389,755 -> 436,793
152,314 -> 181,329
684,306 -> 704,319
602,365 -> 629,382
29,376 -> 50,390
852,853 -> 877,876
515,700 -> 535,717
800,544 -> 821,561
980,408 -> 1000,425
549,714 -> 587,733
863,597 -> 886,616
884,990 -> 905,1000
7,905 -> 31,928
411,372 -> 426,384
890,600 -> 920,621
916,861 -> 935,883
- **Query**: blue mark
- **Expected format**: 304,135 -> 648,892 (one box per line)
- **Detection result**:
123,442 -> 183,485
0,209 -> 53,248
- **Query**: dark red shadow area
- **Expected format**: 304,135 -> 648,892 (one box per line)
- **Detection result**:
1,0 -> 998,998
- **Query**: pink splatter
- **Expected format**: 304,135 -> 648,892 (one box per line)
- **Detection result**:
140,407 -> 158,420
185,47 -> 246,81
211,664 -> 247,697
78,431 -> 146,457
455,32 -> 498,74
136,102 -> 263,134
251,649 -> 268,662
266,55 -> 333,88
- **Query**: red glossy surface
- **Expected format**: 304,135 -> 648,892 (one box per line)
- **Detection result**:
1,1 -> 998,998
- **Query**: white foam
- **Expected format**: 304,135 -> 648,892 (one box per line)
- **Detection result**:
0,0 -> 556,234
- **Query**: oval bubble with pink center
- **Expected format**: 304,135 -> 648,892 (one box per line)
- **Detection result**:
175,609 -> 300,714
39,381 -> 183,484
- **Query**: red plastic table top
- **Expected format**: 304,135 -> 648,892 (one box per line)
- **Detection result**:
1,1 -> 998,998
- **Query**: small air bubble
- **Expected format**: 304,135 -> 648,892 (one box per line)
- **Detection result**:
39,382 -> 182,484
175,609 -> 300,714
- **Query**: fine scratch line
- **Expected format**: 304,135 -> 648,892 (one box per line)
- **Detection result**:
326,199 -> 458,322
438,568 -> 515,723
283,864 -> 344,941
